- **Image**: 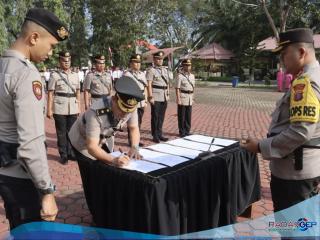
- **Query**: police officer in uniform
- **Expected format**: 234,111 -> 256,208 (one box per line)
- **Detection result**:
47,51 -> 80,164
175,59 -> 195,137
241,28 -> 320,212
69,76 -> 143,165
0,8 -> 68,229
83,55 -> 113,110
146,51 -> 173,143
123,54 -> 147,146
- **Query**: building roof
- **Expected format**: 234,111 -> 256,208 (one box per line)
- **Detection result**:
184,42 -> 234,60
258,34 -> 320,50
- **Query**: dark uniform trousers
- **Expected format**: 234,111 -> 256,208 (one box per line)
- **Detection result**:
53,114 -> 78,160
128,107 -> 144,145
0,174 -> 41,229
177,104 -> 192,137
151,101 -> 167,140
271,174 -> 320,212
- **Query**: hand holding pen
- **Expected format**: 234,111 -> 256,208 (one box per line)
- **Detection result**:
112,148 -> 130,167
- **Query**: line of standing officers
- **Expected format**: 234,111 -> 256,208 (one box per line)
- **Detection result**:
0,7 -> 196,229
48,50 -> 196,164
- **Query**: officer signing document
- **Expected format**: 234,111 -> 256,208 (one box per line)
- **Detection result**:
69,76 -> 144,167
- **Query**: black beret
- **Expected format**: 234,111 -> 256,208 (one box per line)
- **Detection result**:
273,28 -> 314,53
115,76 -> 144,113
153,51 -> 164,58
94,55 -> 105,64
25,8 -> 69,41
129,54 -> 142,63
59,51 -> 71,58
182,59 -> 192,66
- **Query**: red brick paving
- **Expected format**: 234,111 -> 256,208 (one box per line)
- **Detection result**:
0,86 -> 283,236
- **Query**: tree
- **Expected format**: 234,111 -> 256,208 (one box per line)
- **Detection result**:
87,0 -> 152,67
0,1 -> 9,54
64,0 -> 89,67
257,0 -> 320,40
3,0 -> 34,43
193,0 -> 271,79
147,0 -> 190,48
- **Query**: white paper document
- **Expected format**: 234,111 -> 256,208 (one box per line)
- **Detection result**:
139,148 -> 189,167
167,138 -> 210,151
147,143 -> 202,159
184,134 -> 238,146
209,145 -> 224,152
110,151 -> 166,173
123,160 -> 166,173
167,138 -> 225,152
213,138 -> 238,146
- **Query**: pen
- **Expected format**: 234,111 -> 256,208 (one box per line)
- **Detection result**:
208,137 -> 215,151
119,148 -> 128,156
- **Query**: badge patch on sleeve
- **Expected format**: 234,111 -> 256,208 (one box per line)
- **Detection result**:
290,75 -> 320,123
32,81 -> 42,100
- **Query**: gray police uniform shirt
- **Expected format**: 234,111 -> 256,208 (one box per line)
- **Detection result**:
68,97 -> 138,160
0,50 -> 52,189
175,71 -> 195,106
259,60 -> 320,180
83,71 -> 113,102
146,66 -> 172,102
48,70 -> 80,115
123,70 -> 147,108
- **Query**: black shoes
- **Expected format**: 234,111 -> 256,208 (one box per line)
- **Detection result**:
179,133 -> 191,138
60,157 -> 68,165
68,155 -> 77,161
152,138 -> 160,143
159,136 -> 168,141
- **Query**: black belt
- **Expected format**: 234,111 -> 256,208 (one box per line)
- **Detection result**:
91,94 -> 106,98
55,92 -> 76,97
180,90 -> 193,94
267,132 -> 320,170
152,85 -> 167,90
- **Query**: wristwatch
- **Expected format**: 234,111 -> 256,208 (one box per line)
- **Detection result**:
39,184 -> 56,195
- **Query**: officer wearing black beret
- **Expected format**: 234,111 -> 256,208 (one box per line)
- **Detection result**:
83,54 -> 113,110
175,59 -> 195,137
47,51 -> 80,164
69,75 -> 144,168
123,54 -> 147,146
146,51 -> 173,143
0,8 -> 68,228
242,28 -> 320,212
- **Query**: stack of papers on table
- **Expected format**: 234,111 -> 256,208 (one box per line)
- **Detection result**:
146,143 -> 202,159
111,134 -> 238,173
184,134 -> 238,146
165,138 -> 223,152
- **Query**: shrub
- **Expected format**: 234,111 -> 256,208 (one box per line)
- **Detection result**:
205,76 -> 232,82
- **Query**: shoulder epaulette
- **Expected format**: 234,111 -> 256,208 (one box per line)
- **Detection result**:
96,107 -> 111,116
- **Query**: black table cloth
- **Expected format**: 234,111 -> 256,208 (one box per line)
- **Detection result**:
76,143 -> 261,235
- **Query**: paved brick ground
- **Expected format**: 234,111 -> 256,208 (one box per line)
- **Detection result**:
0,86 -> 283,237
